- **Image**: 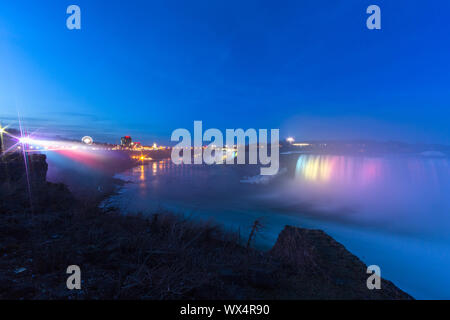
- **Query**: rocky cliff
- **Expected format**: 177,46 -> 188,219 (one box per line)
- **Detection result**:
269,226 -> 412,299
0,153 -> 73,213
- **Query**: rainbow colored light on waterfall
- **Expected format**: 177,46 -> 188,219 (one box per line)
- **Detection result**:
295,155 -> 385,186
295,154 -> 450,192
296,155 -> 335,181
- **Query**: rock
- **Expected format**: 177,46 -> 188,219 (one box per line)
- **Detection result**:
0,152 -> 75,212
246,267 -> 278,289
270,226 -> 413,299
0,153 -> 47,186
14,267 -> 27,274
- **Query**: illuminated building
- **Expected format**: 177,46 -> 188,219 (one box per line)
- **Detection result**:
121,136 -> 132,148
293,143 -> 311,147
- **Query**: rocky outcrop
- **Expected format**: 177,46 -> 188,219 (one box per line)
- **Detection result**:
270,226 -> 413,299
0,153 -> 47,186
0,153 -> 74,212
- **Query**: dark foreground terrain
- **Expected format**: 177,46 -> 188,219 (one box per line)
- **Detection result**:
0,153 -> 412,299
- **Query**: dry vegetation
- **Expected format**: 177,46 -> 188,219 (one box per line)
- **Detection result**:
0,202 -> 284,299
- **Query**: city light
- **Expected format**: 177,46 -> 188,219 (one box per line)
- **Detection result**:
286,137 -> 295,143
0,125 -> 170,162
19,137 -> 33,144
82,136 -> 93,145
293,143 -> 311,147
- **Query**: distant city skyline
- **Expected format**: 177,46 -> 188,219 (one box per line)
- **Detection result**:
1,1 -> 450,145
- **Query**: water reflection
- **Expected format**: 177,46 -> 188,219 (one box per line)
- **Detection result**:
140,165 -> 145,181
131,160 -> 189,181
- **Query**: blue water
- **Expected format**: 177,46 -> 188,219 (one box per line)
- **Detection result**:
99,154 -> 450,299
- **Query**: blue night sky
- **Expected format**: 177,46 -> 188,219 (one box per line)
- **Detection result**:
0,0 -> 449,144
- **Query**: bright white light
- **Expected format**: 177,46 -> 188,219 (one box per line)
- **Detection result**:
0,128 -> 5,134
19,137 -> 33,144
82,136 -> 93,145
286,137 -> 295,143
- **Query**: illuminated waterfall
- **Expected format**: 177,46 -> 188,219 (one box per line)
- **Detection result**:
295,155 -> 385,187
